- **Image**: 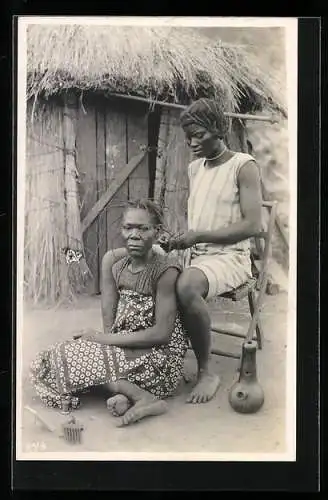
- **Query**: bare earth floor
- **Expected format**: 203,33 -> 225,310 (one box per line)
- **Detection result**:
18,292 -> 288,457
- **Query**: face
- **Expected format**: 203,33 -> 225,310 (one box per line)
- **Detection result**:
183,123 -> 221,159
121,208 -> 159,257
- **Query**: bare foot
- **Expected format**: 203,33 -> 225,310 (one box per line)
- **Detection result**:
186,371 -> 220,404
106,394 -> 131,417
116,398 -> 168,427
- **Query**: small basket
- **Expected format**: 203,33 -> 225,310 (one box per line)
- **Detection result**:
61,416 -> 84,444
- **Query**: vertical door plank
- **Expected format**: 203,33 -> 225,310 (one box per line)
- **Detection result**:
127,103 -> 149,201
96,105 -> 107,292
104,100 -> 128,251
76,100 -> 98,294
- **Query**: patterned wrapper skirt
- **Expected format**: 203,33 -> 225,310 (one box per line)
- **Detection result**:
29,289 -> 188,410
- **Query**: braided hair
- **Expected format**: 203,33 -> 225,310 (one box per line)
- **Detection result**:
125,199 -> 164,227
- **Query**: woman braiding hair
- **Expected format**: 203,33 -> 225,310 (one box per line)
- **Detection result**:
97,97 -> 263,405
158,97 -> 263,404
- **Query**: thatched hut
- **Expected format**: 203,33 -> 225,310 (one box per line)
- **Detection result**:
25,24 -> 287,304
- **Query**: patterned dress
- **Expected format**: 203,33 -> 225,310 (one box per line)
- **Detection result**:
29,254 -> 188,410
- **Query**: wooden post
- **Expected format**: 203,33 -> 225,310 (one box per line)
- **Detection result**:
62,91 -> 91,293
154,109 -> 170,206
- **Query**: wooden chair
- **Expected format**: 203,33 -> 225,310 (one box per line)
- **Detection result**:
207,200 -> 278,361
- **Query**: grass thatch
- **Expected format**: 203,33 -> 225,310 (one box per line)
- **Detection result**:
26,25 -> 286,116
25,100 -> 88,305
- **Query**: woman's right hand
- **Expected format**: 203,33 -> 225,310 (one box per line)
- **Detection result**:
157,235 -> 176,253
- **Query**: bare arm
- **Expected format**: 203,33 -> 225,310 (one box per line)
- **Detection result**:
95,267 -> 180,348
195,160 -> 262,245
100,249 -> 127,334
101,244 -> 167,333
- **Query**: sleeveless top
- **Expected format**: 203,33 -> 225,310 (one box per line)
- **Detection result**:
188,151 -> 256,257
112,253 -> 182,299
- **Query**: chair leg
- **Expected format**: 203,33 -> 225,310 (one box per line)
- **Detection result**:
248,289 -> 264,350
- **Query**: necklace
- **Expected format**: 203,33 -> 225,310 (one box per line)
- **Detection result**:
206,146 -> 227,161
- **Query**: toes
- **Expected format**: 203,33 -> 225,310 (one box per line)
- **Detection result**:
198,393 -> 207,403
116,414 -> 130,427
124,414 -> 132,425
115,418 -> 125,427
186,392 -> 212,404
186,393 -> 198,404
123,412 -> 135,426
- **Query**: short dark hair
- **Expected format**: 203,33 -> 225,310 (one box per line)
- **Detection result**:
180,98 -> 229,137
125,199 -> 164,226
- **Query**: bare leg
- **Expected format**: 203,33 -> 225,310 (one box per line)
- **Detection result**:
106,380 -> 167,426
177,269 -> 220,403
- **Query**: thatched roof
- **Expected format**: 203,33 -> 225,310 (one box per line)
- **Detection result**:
26,25 -> 287,116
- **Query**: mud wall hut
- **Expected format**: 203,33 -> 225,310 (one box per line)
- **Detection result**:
25,25 -> 287,304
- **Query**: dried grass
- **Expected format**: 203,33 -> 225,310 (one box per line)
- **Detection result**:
26,25 -> 286,116
24,100 -> 87,305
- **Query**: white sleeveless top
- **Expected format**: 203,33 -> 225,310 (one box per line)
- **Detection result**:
188,152 -> 256,257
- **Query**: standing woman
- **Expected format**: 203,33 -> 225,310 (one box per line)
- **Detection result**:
30,200 -> 188,426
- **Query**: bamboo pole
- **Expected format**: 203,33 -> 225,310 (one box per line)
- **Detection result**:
108,92 -> 280,123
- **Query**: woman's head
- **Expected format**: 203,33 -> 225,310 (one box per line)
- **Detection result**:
180,98 -> 229,158
121,199 -> 164,257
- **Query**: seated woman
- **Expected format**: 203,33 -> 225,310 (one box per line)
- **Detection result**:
29,199 -> 188,427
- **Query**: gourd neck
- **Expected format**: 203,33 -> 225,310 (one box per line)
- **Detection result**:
239,341 -> 258,382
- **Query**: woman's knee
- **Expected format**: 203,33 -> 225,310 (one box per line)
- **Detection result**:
176,268 -> 209,305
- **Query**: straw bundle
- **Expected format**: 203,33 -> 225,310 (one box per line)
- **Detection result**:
24,99 -> 87,304
26,25 -> 286,116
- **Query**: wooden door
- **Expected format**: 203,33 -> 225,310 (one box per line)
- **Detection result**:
76,96 -> 150,294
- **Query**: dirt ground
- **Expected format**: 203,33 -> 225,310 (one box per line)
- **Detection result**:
18,291 -> 290,458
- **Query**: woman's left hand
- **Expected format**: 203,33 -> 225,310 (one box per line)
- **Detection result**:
73,329 -> 100,341
73,333 -> 95,341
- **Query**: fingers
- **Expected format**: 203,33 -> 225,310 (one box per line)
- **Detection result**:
158,240 -> 175,253
73,334 -> 94,341
158,242 -> 170,253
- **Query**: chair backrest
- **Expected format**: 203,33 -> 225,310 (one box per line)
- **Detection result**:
251,200 -> 278,291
